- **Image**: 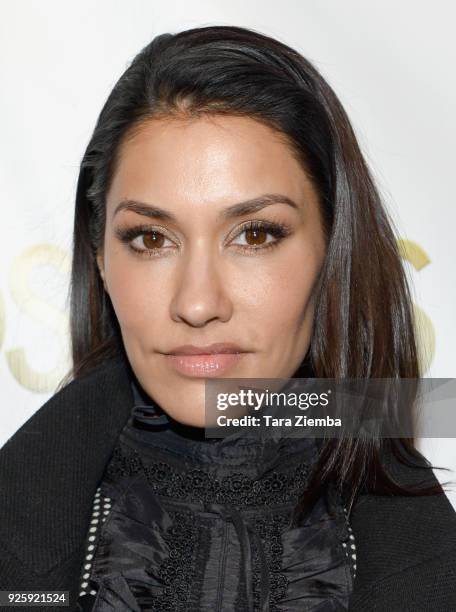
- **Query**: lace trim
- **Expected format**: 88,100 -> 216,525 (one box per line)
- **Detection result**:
105,443 -> 311,507
126,509 -> 199,612
251,512 -> 290,612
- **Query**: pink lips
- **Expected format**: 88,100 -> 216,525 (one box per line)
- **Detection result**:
164,342 -> 247,377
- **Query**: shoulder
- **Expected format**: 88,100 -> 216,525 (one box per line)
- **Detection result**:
349,536 -> 456,611
1,354 -> 131,452
349,448 -> 456,610
0,353 -> 134,577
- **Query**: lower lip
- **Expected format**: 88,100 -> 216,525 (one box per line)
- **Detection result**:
164,353 -> 246,377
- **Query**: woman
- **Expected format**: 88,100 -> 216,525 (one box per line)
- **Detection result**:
1,25 -> 455,612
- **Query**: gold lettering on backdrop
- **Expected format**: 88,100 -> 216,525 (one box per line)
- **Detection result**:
6,244 -> 71,393
397,239 -> 435,375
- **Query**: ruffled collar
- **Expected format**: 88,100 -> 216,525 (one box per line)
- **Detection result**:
127,376 -> 319,474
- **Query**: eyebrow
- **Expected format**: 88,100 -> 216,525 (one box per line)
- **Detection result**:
112,193 -> 300,222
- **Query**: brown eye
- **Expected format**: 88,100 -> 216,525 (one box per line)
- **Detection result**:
244,227 -> 268,246
230,221 -> 290,252
143,231 -> 165,249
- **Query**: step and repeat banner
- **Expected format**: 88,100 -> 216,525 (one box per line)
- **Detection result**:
1,1 -> 455,507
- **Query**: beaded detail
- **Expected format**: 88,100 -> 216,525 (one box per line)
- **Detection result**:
77,487 -> 113,600
342,505 -> 357,580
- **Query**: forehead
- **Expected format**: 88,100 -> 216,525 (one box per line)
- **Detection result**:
106,114 -> 315,217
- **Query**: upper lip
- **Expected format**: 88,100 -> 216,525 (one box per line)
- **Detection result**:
166,342 -> 247,355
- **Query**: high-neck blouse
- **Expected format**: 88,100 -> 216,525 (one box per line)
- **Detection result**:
75,378 -> 356,611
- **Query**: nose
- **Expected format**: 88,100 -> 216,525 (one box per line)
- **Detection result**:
170,245 -> 233,327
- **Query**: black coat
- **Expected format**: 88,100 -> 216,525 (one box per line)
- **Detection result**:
1,354 -> 456,611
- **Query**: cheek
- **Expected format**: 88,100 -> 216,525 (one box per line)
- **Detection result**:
104,249 -> 168,332
245,242 -> 322,332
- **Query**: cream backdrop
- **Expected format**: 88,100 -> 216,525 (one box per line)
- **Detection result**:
1,1 -> 455,509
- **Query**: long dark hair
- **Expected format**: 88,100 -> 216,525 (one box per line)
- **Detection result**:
63,24 -> 449,519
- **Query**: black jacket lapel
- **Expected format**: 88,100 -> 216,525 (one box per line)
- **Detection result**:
0,354 -> 133,609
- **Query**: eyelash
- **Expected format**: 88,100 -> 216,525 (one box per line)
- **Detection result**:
115,220 -> 292,259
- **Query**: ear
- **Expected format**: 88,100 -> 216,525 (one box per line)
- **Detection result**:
96,252 -> 108,292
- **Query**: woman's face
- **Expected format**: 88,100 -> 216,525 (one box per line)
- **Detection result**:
97,114 -> 326,427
